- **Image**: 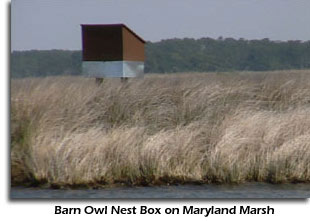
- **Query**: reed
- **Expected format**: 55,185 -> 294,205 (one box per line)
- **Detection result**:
10,70 -> 310,187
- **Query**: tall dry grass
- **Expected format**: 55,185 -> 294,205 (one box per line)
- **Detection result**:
11,70 -> 310,187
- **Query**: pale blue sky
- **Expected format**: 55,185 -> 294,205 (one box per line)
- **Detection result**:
11,0 -> 310,51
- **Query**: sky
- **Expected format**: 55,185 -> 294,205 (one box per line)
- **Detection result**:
11,0 -> 310,51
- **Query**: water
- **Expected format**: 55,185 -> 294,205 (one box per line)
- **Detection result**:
10,183 -> 310,199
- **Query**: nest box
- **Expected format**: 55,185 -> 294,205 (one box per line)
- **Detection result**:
81,24 -> 145,78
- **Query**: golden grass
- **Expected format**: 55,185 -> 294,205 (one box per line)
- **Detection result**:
10,70 -> 310,187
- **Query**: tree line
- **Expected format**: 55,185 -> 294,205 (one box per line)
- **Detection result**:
11,37 -> 310,78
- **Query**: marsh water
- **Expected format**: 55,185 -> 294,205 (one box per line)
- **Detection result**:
11,182 -> 310,198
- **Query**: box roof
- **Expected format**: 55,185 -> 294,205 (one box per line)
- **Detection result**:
80,23 -> 146,43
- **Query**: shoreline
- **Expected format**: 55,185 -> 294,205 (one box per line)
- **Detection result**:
11,179 -> 310,190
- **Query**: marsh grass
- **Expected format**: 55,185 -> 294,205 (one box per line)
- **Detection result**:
10,70 -> 310,187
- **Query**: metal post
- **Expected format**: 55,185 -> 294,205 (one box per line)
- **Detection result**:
120,77 -> 128,83
95,78 -> 104,85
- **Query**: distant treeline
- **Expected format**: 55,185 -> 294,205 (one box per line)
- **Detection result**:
11,50 -> 82,78
11,38 -> 310,77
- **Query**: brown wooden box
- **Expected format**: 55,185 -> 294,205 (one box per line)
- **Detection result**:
81,24 -> 145,62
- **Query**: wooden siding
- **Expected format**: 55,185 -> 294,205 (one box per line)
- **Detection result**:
82,25 -> 123,61
81,24 -> 145,62
122,27 -> 145,61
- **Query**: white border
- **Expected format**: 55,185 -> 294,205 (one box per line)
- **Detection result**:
2,1 -> 309,221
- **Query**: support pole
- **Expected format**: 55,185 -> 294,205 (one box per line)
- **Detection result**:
120,77 -> 128,83
95,78 -> 104,85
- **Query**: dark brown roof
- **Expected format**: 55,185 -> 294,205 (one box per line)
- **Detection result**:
80,24 -> 146,43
